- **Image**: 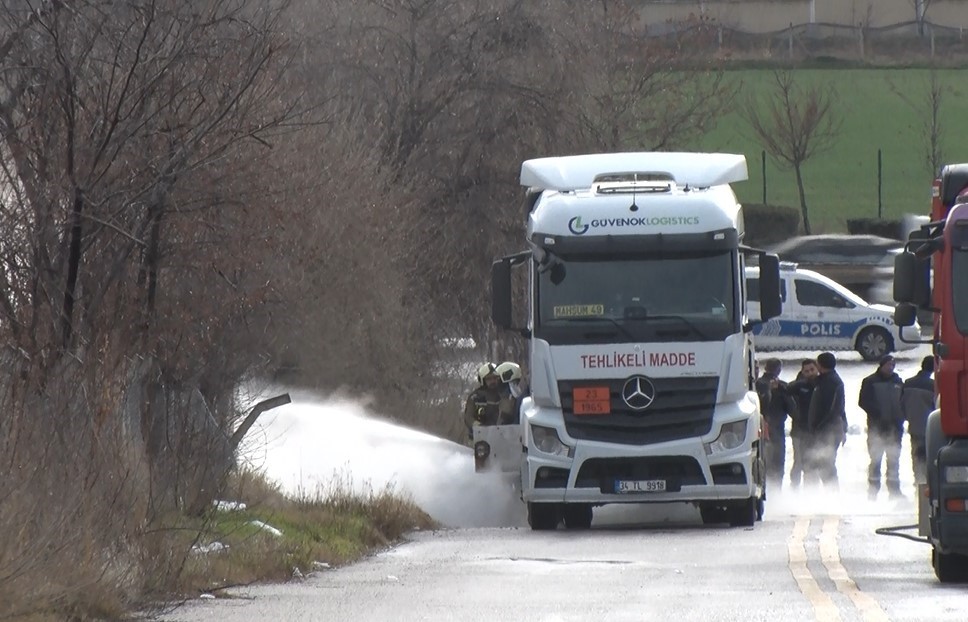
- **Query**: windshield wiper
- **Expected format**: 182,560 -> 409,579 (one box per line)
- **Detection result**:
627,313 -> 710,340
549,316 -> 636,341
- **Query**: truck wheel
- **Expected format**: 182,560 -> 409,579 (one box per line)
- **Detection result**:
856,327 -> 893,362
562,504 -> 593,530
933,548 -> 968,583
756,496 -> 765,522
528,503 -> 560,531
699,503 -> 729,525
728,497 -> 757,527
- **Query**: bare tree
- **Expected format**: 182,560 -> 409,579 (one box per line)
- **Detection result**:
891,69 -> 947,176
743,70 -> 840,235
555,3 -> 735,152
0,1 -> 305,613
309,0 -> 736,359
911,0 -> 935,37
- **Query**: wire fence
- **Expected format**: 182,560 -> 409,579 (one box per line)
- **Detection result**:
647,20 -> 968,62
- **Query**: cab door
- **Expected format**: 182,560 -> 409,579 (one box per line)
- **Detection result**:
790,276 -> 858,350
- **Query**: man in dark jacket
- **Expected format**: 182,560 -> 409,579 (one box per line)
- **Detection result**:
807,352 -> 847,489
786,358 -> 819,489
756,358 -> 796,490
859,354 -> 905,500
902,355 -> 935,484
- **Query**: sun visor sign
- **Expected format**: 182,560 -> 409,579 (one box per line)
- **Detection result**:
553,304 -> 605,319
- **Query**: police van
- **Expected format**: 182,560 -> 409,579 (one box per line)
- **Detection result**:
745,263 -> 919,361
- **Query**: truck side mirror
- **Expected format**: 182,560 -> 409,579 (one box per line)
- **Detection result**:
893,251 -> 931,307
894,302 -> 918,327
893,252 -> 915,303
491,259 -> 513,329
758,254 -> 782,321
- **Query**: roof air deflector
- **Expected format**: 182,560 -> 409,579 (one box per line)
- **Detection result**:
520,152 -> 748,192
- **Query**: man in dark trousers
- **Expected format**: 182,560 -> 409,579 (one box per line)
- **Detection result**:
807,352 -> 847,489
901,355 -> 935,485
755,358 -> 796,490
859,354 -> 905,500
786,358 -> 819,489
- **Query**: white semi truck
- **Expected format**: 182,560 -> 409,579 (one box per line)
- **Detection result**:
484,152 -> 782,530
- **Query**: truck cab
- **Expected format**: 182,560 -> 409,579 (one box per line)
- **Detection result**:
894,163 -> 968,582
491,152 -> 782,530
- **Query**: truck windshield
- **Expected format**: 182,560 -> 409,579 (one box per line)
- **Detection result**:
952,249 -> 968,335
535,251 -> 738,345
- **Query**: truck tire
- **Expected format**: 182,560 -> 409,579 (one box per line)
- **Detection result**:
933,548 -> 968,583
756,496 -> 765,522
562,504 -> 593,530
528,502 -> 560,531
925,410 -> 943,503
728,497 -> 757,527
856,327 -> 893,362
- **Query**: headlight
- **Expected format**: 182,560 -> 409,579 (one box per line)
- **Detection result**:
944,466 -> 968,483
531,425 -> 573,458
704,420 -> 749,455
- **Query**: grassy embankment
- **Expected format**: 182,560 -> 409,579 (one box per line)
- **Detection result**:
156,470 -> 436,600
688,68 -> 968,231
1,468 -> 435,621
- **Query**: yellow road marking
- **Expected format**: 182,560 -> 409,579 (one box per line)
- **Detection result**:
788,518 -> 842,622
820,517 -> 890,622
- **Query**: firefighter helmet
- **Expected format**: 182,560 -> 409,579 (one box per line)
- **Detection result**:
495,361 -> 522,384
476,362 -> 498,384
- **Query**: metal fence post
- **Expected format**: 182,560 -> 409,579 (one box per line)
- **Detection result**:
761,150 -> 767,204
877,148 -> 883,218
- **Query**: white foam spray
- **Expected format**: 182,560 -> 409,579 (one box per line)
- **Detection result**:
238,389 -> 526,528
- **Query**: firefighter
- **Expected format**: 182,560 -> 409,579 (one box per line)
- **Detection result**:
495,361 -> 526,425
463,363 -> 504,438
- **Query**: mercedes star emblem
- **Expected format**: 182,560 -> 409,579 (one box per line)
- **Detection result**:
621,375 -> 656,411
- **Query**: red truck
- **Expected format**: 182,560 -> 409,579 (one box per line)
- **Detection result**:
894,163 -> 968,582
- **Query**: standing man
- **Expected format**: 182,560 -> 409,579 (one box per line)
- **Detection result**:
901,355 -> 936,485
859,354 -> 905,500
753,360 -> 770,414
786,358 -> 820,489
807,352 -> 847,489
756,358 -> 795,490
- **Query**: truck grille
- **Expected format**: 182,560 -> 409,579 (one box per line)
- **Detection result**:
559,376 -> 718,445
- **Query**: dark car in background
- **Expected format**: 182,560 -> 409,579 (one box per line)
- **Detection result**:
768,234 -> 902,300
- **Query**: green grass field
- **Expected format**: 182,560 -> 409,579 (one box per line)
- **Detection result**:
687,68 -> 968,232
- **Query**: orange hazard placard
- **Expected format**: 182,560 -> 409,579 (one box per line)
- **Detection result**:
573,386 -> 610,415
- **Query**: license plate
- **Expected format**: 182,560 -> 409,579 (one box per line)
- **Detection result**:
573,386 -> 610,415
615,479 -> 667,493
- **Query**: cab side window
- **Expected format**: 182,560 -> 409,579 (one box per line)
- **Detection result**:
794,279 -> 853,309
746,278 -> 787,302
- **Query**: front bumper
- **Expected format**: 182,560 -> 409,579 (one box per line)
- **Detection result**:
523,423 -> 758,504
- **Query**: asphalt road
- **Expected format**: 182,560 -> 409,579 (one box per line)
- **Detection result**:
162,346 -> 966,622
